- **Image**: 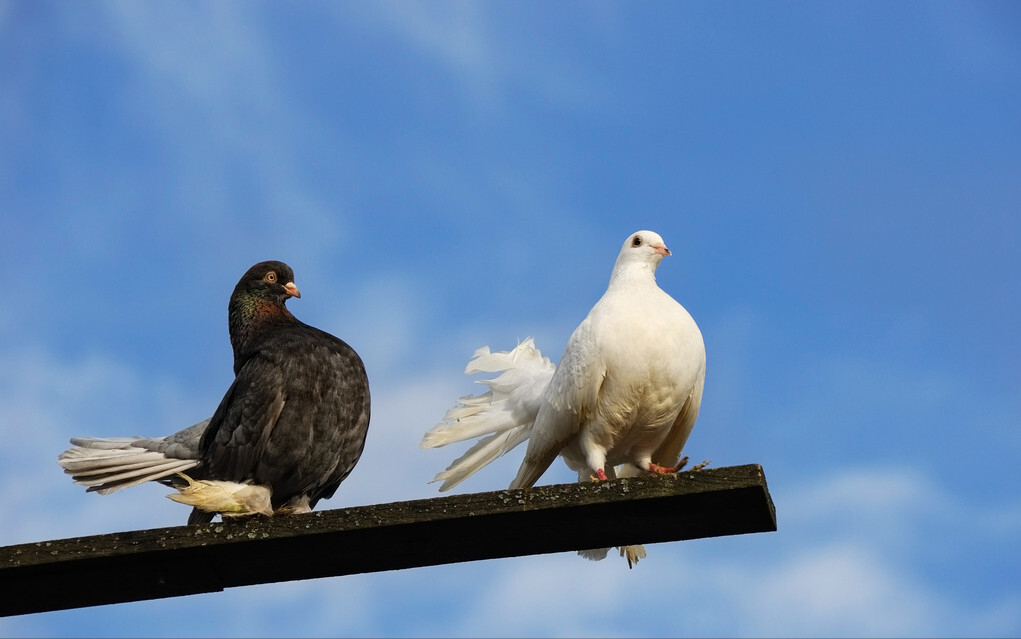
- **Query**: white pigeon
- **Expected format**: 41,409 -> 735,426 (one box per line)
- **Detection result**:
422,230 -> 706,566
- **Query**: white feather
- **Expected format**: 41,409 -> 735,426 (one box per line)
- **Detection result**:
421,338 -> 554,490
167,473 -> 274,518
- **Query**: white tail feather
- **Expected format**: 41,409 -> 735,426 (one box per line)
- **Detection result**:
58,437 -> 200,494
432,424 -> 532,491
422,338 -> 554,490
60,451 -> 172,473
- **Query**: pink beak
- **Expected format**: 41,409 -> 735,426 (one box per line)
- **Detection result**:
654,244 -> 671,257
284,282 -> 301,299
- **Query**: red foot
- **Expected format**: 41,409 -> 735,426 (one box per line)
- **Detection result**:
648,456 -> 690,474
595,468 -> 608,481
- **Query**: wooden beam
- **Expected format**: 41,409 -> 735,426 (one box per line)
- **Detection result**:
1,463 -> 775,617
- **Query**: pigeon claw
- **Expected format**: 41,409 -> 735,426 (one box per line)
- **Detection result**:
673,455 -> 691,472
644,455 -> 709,475
593,468 -> 609,481
690,459 -> 711,472
620,544 -> 647,568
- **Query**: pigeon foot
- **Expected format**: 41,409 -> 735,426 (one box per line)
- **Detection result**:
648,462 -> 678,474
620,544 -> 647,568
689,459 -> 711,472
647,455 -> 688,474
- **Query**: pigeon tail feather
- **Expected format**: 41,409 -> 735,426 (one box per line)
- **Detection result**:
432,426 -> 532,491
422,338 -> 554,489
58,436 -> 200,494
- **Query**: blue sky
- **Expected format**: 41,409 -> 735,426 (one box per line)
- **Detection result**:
1,1 -> 1019,637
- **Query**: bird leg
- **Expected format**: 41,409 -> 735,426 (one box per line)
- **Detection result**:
649,462 -> 679,474
643,455 -> 688,474
274,494 -> 313,516
593,468 -> 609,481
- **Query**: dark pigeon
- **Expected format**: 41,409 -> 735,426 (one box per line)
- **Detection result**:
58,261 -> 371,525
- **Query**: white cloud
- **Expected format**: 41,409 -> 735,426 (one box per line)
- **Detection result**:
353,2 -> 499,97
336,2 -> 602,116
452,554 -> 633,638
0,346 -> 209,546
715,467 -> 1021,637
733,542 -> 942,636
92,2 -> 350,267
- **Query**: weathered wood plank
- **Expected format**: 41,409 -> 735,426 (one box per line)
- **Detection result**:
1,463 -> 775,617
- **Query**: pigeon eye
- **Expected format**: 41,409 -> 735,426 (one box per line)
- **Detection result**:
265,272 -> 277,283
631,236 -> 642,247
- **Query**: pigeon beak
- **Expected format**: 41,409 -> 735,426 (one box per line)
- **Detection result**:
654,244 -> 671,257
284,282 -> 301,299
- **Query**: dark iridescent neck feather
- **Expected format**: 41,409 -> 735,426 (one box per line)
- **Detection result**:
228,291 -> 296,372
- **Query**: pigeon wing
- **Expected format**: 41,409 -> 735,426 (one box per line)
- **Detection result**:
509,319 -> 605,489
199,353 -> 287,485
289,326 -> 371,504
652,370 -> 704,468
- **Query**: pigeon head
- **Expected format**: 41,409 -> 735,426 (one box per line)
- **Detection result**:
233,261 -> 301,304
609,230 -> 671,284
228,260 -> 301,367
625,230 -> 670,259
